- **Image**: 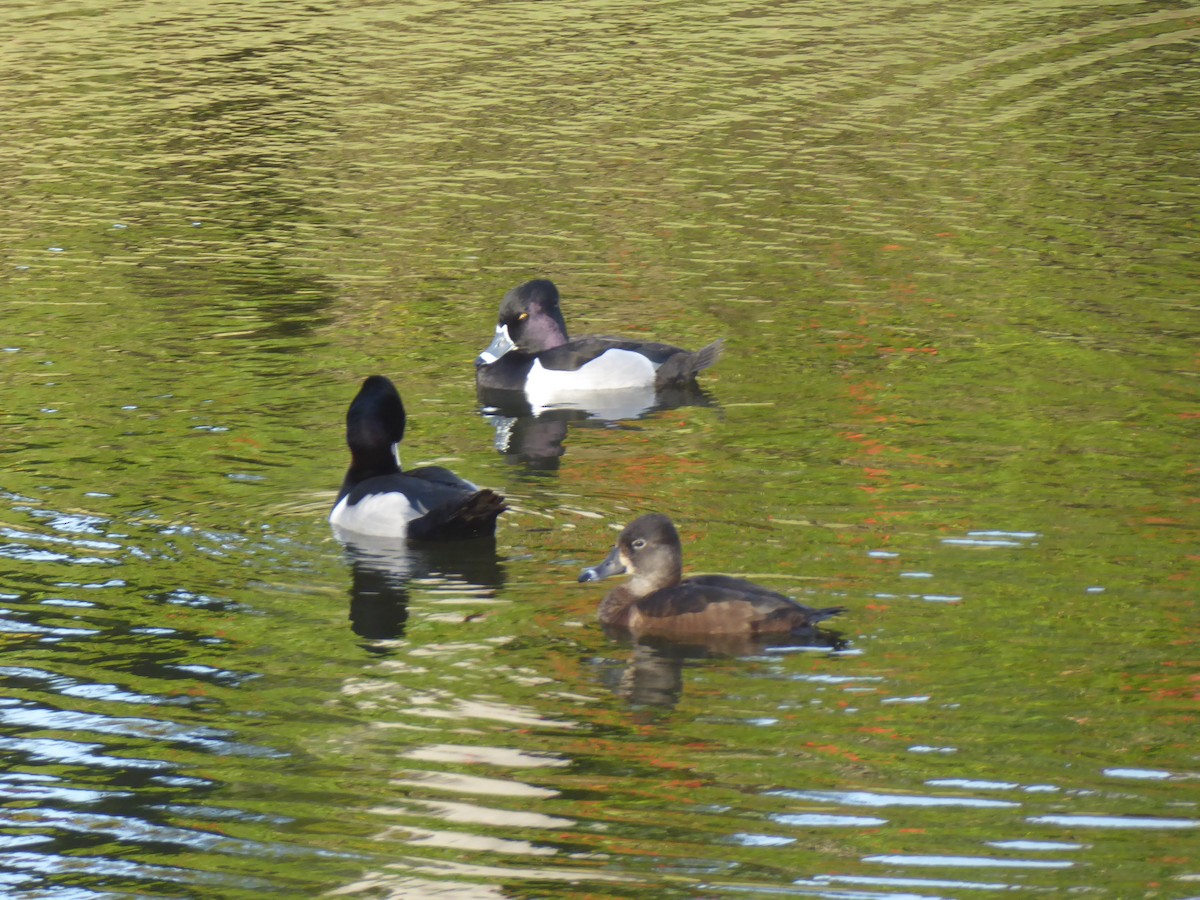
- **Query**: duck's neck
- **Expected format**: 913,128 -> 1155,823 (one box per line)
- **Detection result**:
528,309 -> 568,351
337,443 -> 401,500
629,563 -> 680,597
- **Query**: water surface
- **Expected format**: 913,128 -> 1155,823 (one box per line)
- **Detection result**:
1,0 -> 1197,897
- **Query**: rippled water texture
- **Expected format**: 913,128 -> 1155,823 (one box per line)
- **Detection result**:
1,0 -> 1197,897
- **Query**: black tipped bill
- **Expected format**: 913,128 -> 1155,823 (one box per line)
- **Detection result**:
579,544 -> 626,583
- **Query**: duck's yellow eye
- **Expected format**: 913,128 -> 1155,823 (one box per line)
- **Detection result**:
518,312 -> 529,321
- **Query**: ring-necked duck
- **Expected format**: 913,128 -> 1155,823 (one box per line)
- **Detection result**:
579,514 -> 845,637
330,375 -> 507,540
475,280 -> 723,400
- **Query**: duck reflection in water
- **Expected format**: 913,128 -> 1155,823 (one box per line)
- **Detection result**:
601,629 -> 848,710
336,532 -> 505,644
475,279 -> 722,472
480,383 -> 720,473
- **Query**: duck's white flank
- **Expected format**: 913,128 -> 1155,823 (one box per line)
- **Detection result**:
527,349 -> 656,392
329,490 -> 423,538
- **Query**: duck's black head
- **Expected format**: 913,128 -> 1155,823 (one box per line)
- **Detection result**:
346,375 -> 406,461
496,279 -> 570,353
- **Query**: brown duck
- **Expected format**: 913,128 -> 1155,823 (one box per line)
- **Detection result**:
579,514 -> 846,638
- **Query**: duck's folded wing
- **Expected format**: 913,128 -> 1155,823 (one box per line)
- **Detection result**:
688,575 -> 845,623
685,575 -> 793,602
406,465 -> 480,492
637,578 -> 844,634
630,582 -> 790,637
636,579 -> 776,618
537,338 -> 685,372
345,471 -> 473,515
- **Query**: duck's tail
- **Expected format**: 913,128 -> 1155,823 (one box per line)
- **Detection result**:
691,338 -> 724,374
805,606 -> 847,626
655,338 -> 725,386
410,490 -> 508,541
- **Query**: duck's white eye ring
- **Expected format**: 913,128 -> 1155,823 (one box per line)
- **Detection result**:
631,538 -> 646,550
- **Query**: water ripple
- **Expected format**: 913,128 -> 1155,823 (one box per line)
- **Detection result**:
0,0 -> 1194,896
0,736 -> 171,771
0,666 -> 193,706
0,703 -> 277,757
0,849 -> 276,892
1028,814 -> 1198,830
771,789 -> 1020,809
864,854 -> 1073,869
